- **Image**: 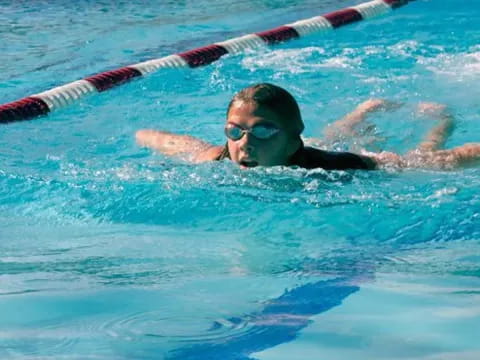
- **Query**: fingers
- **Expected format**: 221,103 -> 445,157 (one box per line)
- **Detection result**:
135,129 -> 156,146
416,102 -> 449,117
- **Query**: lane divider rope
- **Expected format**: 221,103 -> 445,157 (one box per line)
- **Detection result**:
0,0 -> 413,124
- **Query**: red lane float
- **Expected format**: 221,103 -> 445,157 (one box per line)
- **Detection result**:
84,67 -> 143,92
178,44 -> 229,67
324,9 -> 363,28
0,97 -> 50,124
0,0 -> 414,124
384,0 -> 410,9
256,26 -> 300,44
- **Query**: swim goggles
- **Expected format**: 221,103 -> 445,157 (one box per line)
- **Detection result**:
224,123 -> 280,141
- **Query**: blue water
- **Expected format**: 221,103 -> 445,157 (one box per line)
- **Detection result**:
1,0 -> 480,359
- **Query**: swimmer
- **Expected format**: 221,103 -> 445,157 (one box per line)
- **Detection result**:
136,83 -> 480,170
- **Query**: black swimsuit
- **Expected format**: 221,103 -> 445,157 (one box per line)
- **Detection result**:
288,145 -> 375,170
215,142 -> 375,170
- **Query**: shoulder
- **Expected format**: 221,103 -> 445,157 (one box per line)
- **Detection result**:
194,146 -> 225,163
297,146 -> 377,170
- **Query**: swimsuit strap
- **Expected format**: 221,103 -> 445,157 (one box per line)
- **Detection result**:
215,143 -> 231,161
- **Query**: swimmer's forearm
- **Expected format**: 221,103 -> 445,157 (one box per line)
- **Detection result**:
446,143 -> 480,166
136,129 -> 214,157
324,99 -> 399,140
345,98 -> 401,123
324,108 -> 368,138
365,143 -> 480,170
416,103 -> 455,152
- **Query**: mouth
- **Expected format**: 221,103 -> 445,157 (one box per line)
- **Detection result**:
239,159 -> 259,168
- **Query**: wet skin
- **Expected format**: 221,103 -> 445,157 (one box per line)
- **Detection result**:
226,101 -> 300,168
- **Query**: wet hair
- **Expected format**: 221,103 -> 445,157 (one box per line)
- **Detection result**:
227,83 -> 305,136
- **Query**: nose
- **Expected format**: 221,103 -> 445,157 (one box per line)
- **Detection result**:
239,132 -> 255,153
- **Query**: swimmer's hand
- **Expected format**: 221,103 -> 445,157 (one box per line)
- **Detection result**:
416,102 -> 452,121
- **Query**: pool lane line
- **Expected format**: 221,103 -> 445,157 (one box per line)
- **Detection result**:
0,0 -> 414,124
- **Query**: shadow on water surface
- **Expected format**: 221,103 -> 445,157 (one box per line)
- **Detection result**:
167,275 -> 364,360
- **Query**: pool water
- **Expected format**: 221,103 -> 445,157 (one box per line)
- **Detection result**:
1,0 -> 480,359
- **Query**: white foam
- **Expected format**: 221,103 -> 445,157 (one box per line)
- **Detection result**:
359,74 -> 416,84
388,40 -> 420,58
241,47 -> 363,73
418,47 -> 480,80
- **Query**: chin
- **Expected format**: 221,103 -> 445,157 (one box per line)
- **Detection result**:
238,160 -> 259,168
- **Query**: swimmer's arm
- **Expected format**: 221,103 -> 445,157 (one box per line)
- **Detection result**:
136,129 -> 223,163
365,144 -> 480,169
324,99 -> 400,140
362,151 -> 404,169
416,102 -> 454,152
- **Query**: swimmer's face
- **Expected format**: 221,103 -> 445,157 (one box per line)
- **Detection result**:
226,101 -> 300,168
